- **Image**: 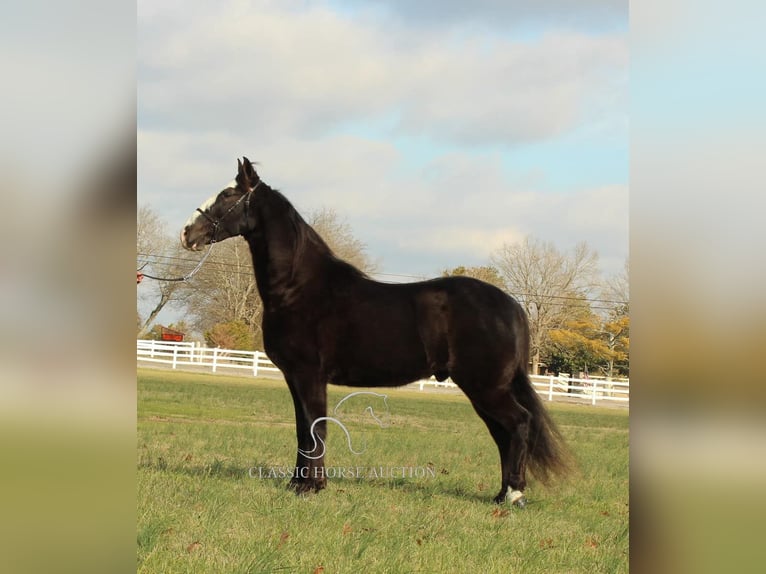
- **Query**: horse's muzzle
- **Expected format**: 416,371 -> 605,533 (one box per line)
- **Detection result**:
180,225 -> 204,251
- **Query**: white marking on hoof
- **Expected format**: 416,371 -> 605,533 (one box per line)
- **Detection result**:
508,486 -> 524,504
506,486 -> 527,508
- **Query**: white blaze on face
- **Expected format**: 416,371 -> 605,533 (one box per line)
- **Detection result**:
183,179 -> 238,229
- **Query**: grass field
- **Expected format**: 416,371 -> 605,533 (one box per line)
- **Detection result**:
137,368 -> 628,573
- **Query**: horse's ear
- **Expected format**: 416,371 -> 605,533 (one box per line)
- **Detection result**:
236,156 -> 257,187
242,156 -> 256,180
236,157 -> 249,186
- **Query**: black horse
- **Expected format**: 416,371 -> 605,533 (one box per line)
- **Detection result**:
181,157 -> 569,506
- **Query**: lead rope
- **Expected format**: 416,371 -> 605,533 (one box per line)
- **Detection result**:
138,241 -> 216,282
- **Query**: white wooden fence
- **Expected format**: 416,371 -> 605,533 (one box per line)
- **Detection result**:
137,340 -> 628,406
530,374 -> 629,406
415,373 -> 629,406
137,339 -> 280,376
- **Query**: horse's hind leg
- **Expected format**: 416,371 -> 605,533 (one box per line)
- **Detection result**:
472,409 -> 512,503
468,388 -> 531,506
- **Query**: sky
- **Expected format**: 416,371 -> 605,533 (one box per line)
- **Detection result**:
138,0 -> 628,282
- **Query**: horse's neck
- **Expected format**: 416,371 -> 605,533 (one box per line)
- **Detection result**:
245,187 -> 328,309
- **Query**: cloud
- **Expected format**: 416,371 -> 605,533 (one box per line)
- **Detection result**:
336,0 -> 627,31
139,125 -> 627,278
138,1 -> 627,147
397,226 -> 527,260
138,0 -> 628,279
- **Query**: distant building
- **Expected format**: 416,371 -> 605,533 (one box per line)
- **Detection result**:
160,326 -> 184,342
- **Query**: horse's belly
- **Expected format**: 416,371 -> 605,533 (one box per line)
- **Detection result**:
319,294 -> 432,386
330,367 -> 429,388
326,335 -> 429,387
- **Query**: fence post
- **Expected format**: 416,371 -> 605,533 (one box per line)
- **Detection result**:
548,375 -> 554,401
172,345 -> 178,369
150,340 -> 156,359
591,379 -> 598,406
253,351 -> 259,377
212,348 -> 218,373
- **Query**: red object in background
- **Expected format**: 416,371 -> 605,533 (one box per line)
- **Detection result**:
137,272 -> 144,284
160,326 -> 184,342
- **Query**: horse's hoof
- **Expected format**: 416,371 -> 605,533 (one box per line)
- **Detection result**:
293,486 -> 314,496
509,489 -> 526,508
288,480 -> 311,495
288,478 -> 326,495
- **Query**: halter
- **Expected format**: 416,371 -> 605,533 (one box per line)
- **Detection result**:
195,180 -> 261,239
138,180 -> 261,282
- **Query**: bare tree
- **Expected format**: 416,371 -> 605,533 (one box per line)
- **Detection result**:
442,265 -> 505,290
602,258 -> 629,316
309,207 -> 379,274
136,205 -> 193,337
185,237 -> 263,347
599,258 -> 630,378
491,237 -> 600,374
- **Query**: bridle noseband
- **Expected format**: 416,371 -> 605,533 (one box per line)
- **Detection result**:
195,180 -> 261,240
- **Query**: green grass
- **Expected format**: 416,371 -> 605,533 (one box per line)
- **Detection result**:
138,368 -> 628,573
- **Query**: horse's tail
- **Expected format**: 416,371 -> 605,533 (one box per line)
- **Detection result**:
513,369 -> 572,484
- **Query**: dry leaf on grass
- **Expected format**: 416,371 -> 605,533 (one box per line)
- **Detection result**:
277,532 -> 289,548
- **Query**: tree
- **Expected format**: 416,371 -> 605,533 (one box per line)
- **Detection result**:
600,314 -> 630,378
546,307 -> 603,375
491,237 -> 600,374
599,259 -> 630,377
546,259 -> 630,377
204,320 -> 255,350
547,310 -> 629,378
602,259 -> 629,316
442,265 -> 505,290
136,205 -> 193,337
309,207 -> 378,273
185,236 -> 263,348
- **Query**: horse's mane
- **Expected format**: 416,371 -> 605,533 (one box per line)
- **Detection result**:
264,186 -> 368,280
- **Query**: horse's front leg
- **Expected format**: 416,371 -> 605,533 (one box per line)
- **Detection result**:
286,375 -> 328,494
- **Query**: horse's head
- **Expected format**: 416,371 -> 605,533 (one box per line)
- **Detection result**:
181,157 -> 260,251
